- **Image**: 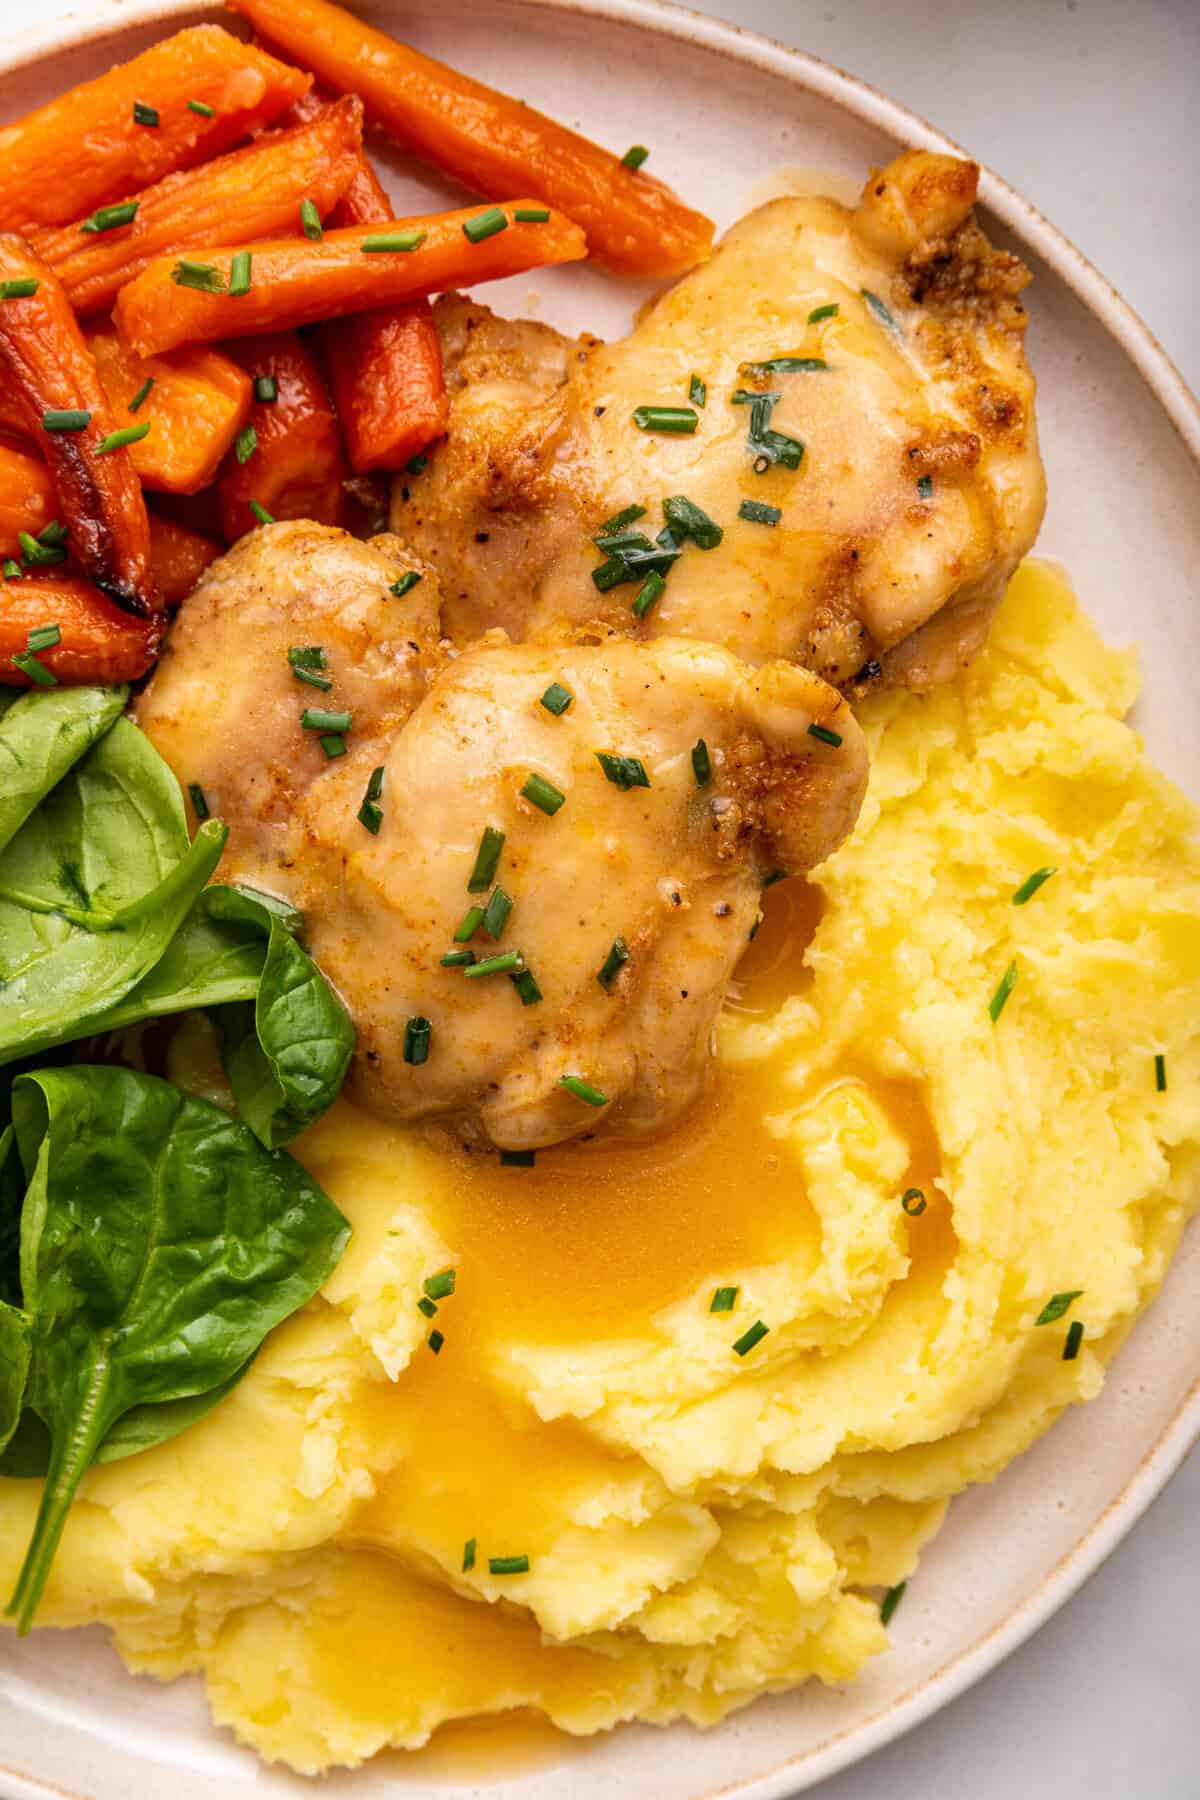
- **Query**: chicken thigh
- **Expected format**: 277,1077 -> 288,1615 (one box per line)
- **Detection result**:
134,522 -> 867,1150
394,150 -> 1045,689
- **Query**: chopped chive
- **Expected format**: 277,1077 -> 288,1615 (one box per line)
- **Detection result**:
741,356 -> 829,376
440,948 -> 476,967
807,722 -> 842,748
916,474 -> 934,500
12,651 -> 56,687
357,765 -> 386,834
254,374 -> 278,403
510,967 -> 543,1006
462,1537 -> 477,1570
464,950 -> 524,979
540,680 -> 573,716
2,559 -> 23,580
404,1016 -> 433,1065
468,825 -> 505,892
362,229 -> 427,253
462,206 -> 509,243
880,1582 -> 906,1626
691,738 -> 711,785
738,499 -> 781,526
18,530 -> 65,568
80,201 -> 139,234
41,409 -> 90,432
1063,1320 -> 1084,1361
481,886 -> 513,939
558,1074 -> 608,1107
1012,866 -> 1057,906
406,451 -> 429,474
24,624 -> 61,654
732,1319 -> 769,1357
901,1187 -> 927,1217
597,503 -> 646,535
417,1296 -> 437,1318
319,733 -> 347,758
730,388 -> 774,406
500,1148 -> 536,1166
632,569 -> 665,619
428,1328 -> 445,1354
521,772 -> 565,815
662,493 -> 723,549
988,960 -> 1018,1022
288,644 -> 328,670
390,570 -> 422,598
592,555 -> 627,592
172,258 -> 225,292
597,936 -> 629,990
808,302 -> 839,323
38,521 -> 68,547
621,145 -> 649,170
454,904 -> 485,944
127,375 -> 154,412
300,707 -> 352,733
745,391 -> 804,471
862,288 -> 899,332
0,278 -> 39,300
228,250 -> 252,297
299,197 -> 323,241
187,783 -> 209,821
248,499 -> 274,525
596,751 -> 650,790
710,1286 -> 738,1314
187,98 -> 216,117
488,1555 -> 529,1575
132,100 -> 159,127
689,372 -> 707,408
1035,1290 -> 1083,1326
424,1269 -> 456,1301
632,404 -> 698,435
235,424 -> 257,464
1155,1052 -> 1167,1092
95,420 -> 151,455
513,206 -> 551,222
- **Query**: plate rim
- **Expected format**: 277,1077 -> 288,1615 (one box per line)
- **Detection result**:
0,3 -> 1196,1798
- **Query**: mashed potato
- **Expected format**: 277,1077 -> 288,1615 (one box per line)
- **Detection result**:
1,562 -> 1197,1772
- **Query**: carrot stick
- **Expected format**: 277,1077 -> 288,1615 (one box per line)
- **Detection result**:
148,514 -> 222,605
0,575 -> 161,686
114,202 -> 586,357
0,240 -> 156,614
0,27 -> 310,234
228,0 -> 713,278
31,97 -> 364,318
87,328 -> 252,495
215,333 -> 347,542
0,438 -> 55,546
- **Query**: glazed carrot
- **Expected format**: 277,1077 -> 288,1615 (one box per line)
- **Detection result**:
114,203 -> 587,357
88,328 -> 252,494
0,241 -> 156,614
31,97 -> 364,318
0,439 -> 55,545
0,575 -> 161,686
0,27 -> 310,233
215,333 -> 348,542
148,514 -> 222,605
229,0 -> 713,278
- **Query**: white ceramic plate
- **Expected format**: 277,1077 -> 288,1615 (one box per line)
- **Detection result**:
1,4 -> 1198,1797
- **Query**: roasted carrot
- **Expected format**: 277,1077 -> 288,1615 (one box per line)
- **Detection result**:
229,0 -> 713,278
0,438 -> 55,546
148,514 -> 222,605
31,97 -> 364,318
215,333 -> 347,542
0,240 -> 156,614
114,202 -> 587,357
0,575 -> 161,686
87,328 -> 252,494
0,27 -> 309,234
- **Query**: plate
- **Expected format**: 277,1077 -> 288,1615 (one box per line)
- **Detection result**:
0,3 -> 1197,1797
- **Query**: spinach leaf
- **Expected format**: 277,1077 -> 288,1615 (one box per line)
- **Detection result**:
5,1064 -> 349,1632
0,1299 -> 29,1459
0,686 -> 125,860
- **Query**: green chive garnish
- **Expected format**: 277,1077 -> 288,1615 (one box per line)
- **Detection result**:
689,373 -> 707,408
133,100 -> 159,127
901,1188 -> 927,1216
916,474 -> 933,500
710,1286 -> 738,1313
319,733 -> 347,758
488,1555 -> 529,1575
540,680 -> 572,716
428,1329 -> 445,1354
468,825 -> 505,892
462,1537 -> 477,1570
621,145 -> 649,170
228,250 -> 252,297
128,375 -> 154,412
738,499 -> 781,526
80,201 -> 139,234
1035,1290 -> 1082,1326
1063,1320 -> 1084,1361
988,960 -> 1018,1022
632,405 -> 698,434
404,1016 -> 432,1065
300,707 -> 352,733
558,1075 -> 608,1107
597,503 -> 646,534
521,773 -> 565,815
362,230 -> 427,253
172,259 -> 225,292
358,765 -> 385,834
300,198 -> 323,241
482,886 -> 513,939
1012,866 -> 1057,906
632,569 -> 665,619
187,98 -> 216,117
254,374 -> 278,403
235,424 -> 257,464
248,499 -> 274,525
597,937 -> 629,990
862,288 -> 899,332
12,651 -> 56,687
692,739 -> 711,785
741,356 -> 829,376
510,967 -> 543,1006
2,559 -> 23,580
880,1582 -> 906,1626
500,1148 -> 536,1166
807,722 -> 842,748
406,452 -> 429,474
1155,1052 -> 1167,1092
390,570 -> 422,598
744,390 -> 804,471
440,948 -> 475,967
18,530 -> 65,568
24,624 -> 61,654
418,1296 -> 437,1318
188,783 -> 209,821
38,521 -> 68,547
288,644 -> 327,670
424,1269 -> 456,1301
513,206 -> 550,222
462,207 -> 509,243
464,950 -> 524,979
662,494 -> 723,550
41,409 -> 91,432
808,302 -> 839,323
95,421 -> 150,455
732,1319 -> 769,1357
0,279 -> 39,300
596,751 -> 650,790
454,904 -> 485,944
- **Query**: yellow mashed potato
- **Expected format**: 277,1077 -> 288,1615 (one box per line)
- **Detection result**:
2,561 -> 1198,1773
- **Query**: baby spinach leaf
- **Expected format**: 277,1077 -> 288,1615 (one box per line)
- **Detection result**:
0,686 -> 125,860
0,1299 -> 30,1459
5,1064 -> 349,1632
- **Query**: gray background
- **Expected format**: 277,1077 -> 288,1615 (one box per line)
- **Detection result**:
1,0 -> 1197,1795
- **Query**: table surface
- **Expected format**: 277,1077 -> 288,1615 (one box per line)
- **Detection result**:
1,1 -> 1197,1797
